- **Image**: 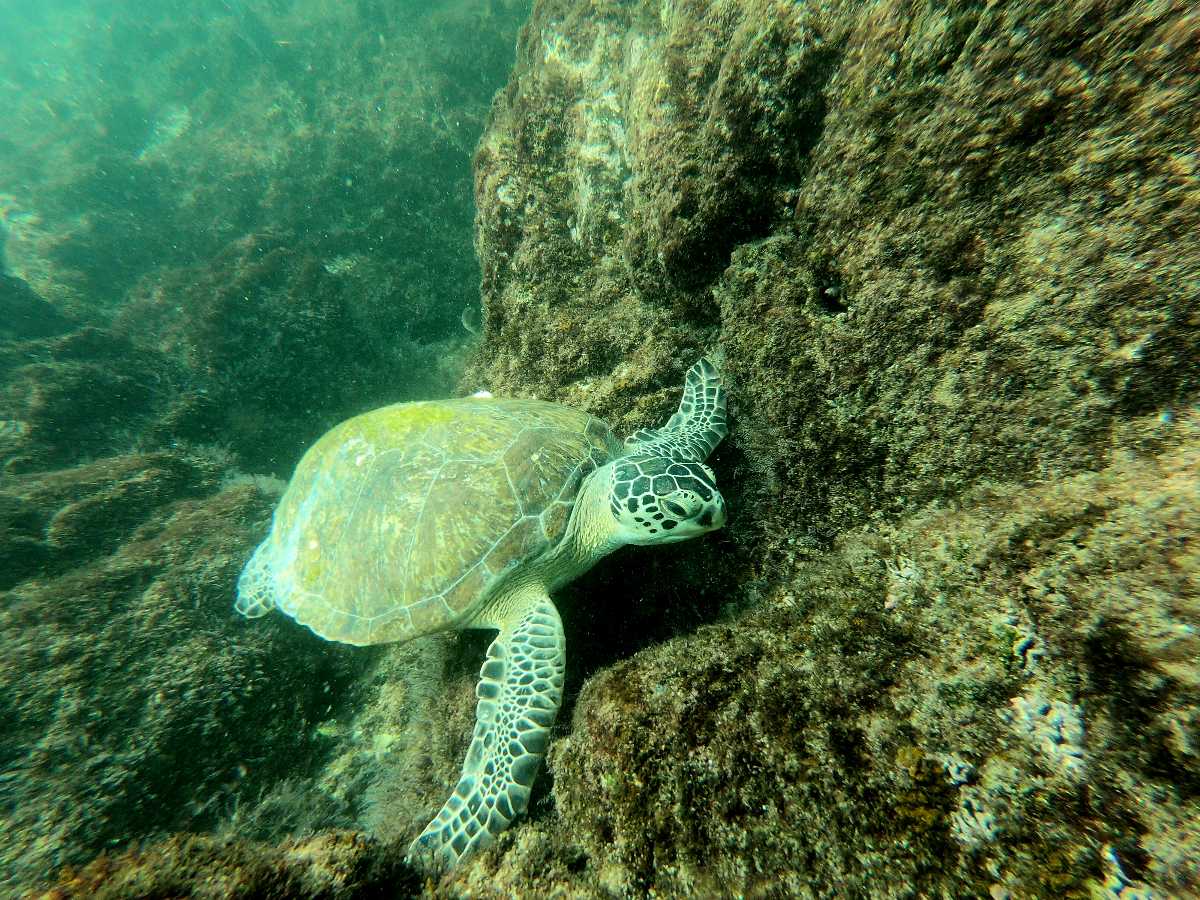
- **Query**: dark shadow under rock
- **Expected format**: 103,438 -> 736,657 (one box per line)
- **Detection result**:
0,273 -> 73,341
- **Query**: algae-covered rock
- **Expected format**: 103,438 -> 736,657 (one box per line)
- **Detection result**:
0,324 -> 196,475
37,830 -> 418,900
0,272 -> 72,341
469,0 -> 1198,547
0,463 -> 368,894
548,415 -> 1199,896
447,0 -> 1200,896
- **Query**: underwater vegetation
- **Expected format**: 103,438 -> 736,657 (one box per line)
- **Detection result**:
1,0 -> 1197,897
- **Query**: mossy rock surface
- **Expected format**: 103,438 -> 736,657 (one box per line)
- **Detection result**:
447,0 -> 1200,896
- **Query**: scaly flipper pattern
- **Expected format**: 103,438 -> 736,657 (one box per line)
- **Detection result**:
234,542 -> 277,618
407,592 -> 565,870
624,357 -> 727,462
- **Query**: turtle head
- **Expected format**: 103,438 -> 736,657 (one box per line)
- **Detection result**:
607,455 -> 726,545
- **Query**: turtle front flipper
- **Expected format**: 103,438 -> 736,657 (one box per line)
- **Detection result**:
624,356 -> 727,462
407,589 -> 565,871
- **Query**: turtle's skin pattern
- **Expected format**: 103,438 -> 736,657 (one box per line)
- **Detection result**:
236,358 -> 728,872
236,399 -> 619,646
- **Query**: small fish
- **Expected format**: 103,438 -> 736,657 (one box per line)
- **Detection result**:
461,305 -> 481,336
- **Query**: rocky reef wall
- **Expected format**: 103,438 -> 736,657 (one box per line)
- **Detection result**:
450,0 -> 1200,896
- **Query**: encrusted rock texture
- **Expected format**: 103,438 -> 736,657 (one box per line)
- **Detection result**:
0,438 -> 369,893
448,0 -> 1199,896
34,831 -> 417,900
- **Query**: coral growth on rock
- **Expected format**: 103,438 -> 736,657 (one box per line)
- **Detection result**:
444,0 -> 1200,896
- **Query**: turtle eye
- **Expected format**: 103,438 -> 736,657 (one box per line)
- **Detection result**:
661,498 -> 687,518
662,493 -> 699,519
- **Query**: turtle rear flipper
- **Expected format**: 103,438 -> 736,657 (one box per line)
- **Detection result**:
235,541 -> 278,618
407,587 -> 565,870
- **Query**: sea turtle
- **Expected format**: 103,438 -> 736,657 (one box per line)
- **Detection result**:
234,357 -> 727,870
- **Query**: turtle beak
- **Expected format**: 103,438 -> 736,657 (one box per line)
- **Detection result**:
698,496 -> 726,530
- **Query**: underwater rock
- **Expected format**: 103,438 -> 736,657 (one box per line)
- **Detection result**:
0,451 -> 212,589
546,422 -> 1199,896
0,273 -> 72,341
36,830 -> 418,900
453,0 -> 1200,896
0,325 -> 217,475
470,0 -> 1198,545
0,470 -> 366,894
